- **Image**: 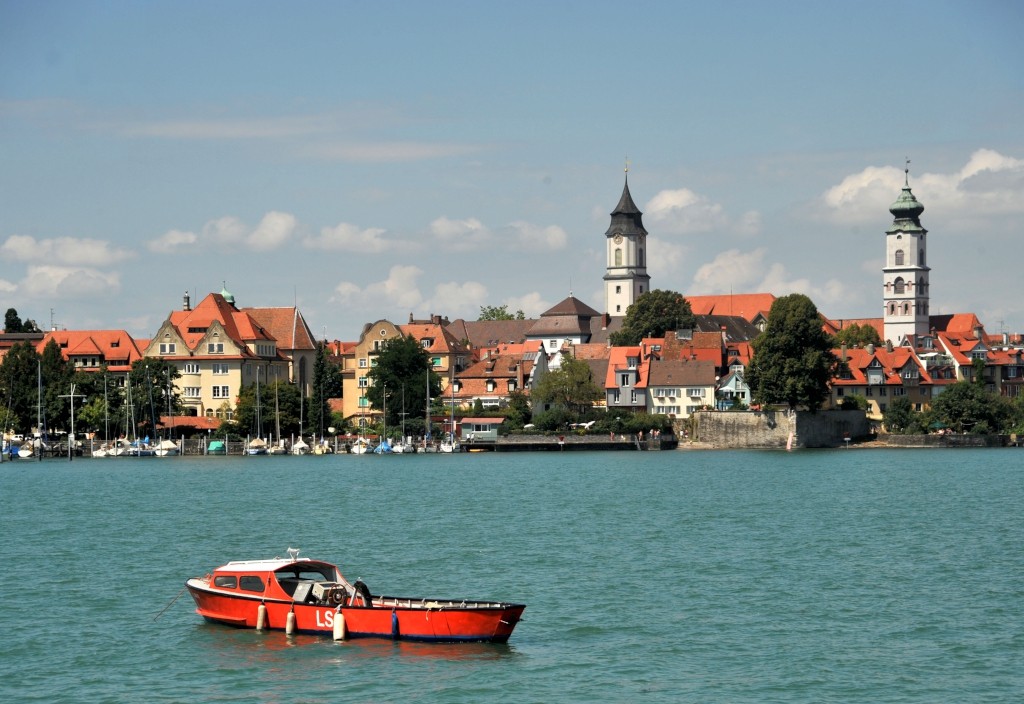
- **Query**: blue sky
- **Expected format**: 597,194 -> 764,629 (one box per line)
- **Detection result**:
2,1 -> 1023,340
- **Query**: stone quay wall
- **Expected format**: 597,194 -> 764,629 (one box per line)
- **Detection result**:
689,410 -> 870,449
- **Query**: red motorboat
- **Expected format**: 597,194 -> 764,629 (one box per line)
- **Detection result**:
185,549 -> 525,643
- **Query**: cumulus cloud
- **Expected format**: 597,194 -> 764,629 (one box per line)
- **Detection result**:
820,149 -> 1024,223
644,188 -> 728,234
505,291 -> 550,318
249,211 -> 297,251
148,229 -> 198,254
305,141 -> 481,162
689,248 -> 851,308
429,216 -> 491,250
153,212 -> 297,252
646,237 -> 688,281
304,222 -> 392,253
331,265 -> 490,321
18,265 -> 121,299
1,234 -> 134,266
506,221 -> 568,250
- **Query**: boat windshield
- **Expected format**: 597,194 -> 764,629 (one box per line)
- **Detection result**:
273,562 -> 340,596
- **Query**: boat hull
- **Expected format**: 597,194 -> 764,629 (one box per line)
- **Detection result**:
185,580 -> 523,643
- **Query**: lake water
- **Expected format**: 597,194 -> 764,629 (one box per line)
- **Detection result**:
1,448 -> 1021,703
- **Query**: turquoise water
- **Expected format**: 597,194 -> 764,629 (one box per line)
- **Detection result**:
1,449 -> 1021,703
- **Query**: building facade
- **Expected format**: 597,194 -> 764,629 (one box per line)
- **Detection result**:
603,172 -> 651,316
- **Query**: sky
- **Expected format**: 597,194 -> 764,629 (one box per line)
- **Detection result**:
2,1 -> 1023,342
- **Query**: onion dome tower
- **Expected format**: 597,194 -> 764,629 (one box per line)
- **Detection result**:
603,167 -> 651,316
883,162 -> 930,346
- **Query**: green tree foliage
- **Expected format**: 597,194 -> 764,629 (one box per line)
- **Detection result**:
609,289 -> 696,346
40,339 -> 74,432
0,341 -> 41,430
745,294 -> 840,412
531,356 -> 603,418
309,342 -> 342,438
478,304 -> 525,321
224,379 -> 302,439
883,396 -> 917,433
366,335 -> 443,430
833,323 -> 882,348
3,308 -> 41,333
126,358 -> 182,437
930,381 -> 1016,434
503,389 -> 531,429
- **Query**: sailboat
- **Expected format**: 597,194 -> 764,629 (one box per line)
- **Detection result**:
246,368 -> 267,455
439,372 -> 458,453
291,384 -> 308,455
269,380 -> 286,454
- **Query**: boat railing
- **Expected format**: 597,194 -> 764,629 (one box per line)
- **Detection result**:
373,596 -> 507,610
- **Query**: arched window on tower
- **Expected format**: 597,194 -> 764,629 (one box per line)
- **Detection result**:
894,277 -> 905,294
895,250 -> 904,266
903,303 -> 910,315
614,248 -> 622,266
918,277 -> 925,293
639,248 -> 645,267
889,303 -> 896,315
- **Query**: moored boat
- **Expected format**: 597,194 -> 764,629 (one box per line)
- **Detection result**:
185,549 -> 524,643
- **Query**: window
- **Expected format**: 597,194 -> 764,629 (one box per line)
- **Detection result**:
212,385 -> 230,398
213,363 -> 228,375
686,388 -> 705,398
611,390 -> 620,404
160,342 -> 176,354
663,406 -> 680,415
359,358 -> 367,368
208,342 -> 224,354
639,248 -> 644,267
358,397 -> 368,407
184,363 -> 200,374
615,285 -> 621,294
620,373 -> 631,386
486,380 -> 496,392
205,409 -> 214,418
614,248 -> 622,266
895,249 -> 904,266
421,339 -> 433,348
508,380 -> 516,392
893,387 -> 906,396
358,377 -> 368,388
894,277 -> 905,294
630,390 -> 638,404
213,576 -> 237,588
183,387 -> 200,398
239,576 -> 265,593
432,357 -> 441,367
836,388 -> 845,396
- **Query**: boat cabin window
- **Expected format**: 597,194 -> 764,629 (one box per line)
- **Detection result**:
274,565 -> 336,597
239,576 -> 265,592
213,575 -> 237,588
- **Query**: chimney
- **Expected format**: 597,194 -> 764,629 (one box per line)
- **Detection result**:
866,343 -> 875,355
841,344 -> 847,363
886,340 -> 893,352
974,325 -> 983,340
183,291 -> 191,311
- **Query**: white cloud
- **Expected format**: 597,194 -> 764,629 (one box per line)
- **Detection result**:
1,234 -> 134,266
646,237 -> 688,280
689,248 -> 851,308
121,115 -> 339,140
505,291 -> 550,318
148,229 -> 198,254
820,149 -> 1024,223
429,281 -> 488,315
202,216 -> 248,246
645,188 -> 728,234
304,222 -> 392,253
429,216 -> 490,250
249,211 -> 296,251
332,265 -> 425,312
507,221 -> 568,250
18,265 -> 121,299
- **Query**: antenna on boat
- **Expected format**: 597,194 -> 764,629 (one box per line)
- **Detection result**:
287,547 -> 300,561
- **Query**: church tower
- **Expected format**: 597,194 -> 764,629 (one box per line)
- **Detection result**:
603,169 -> 651,315
883,163 -> 930,346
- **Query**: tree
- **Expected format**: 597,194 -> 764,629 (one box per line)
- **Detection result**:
930,381 -> 1015,434
366,335 -> 442,430
531,356 -> 602,418
0,341 -> 40,430
609,289 -> 695,346
3,308 -> 40,333
309,342 -> 342,438
40,339 -> 74,432
478,304 -> 525,321
883,396 -> 917,433
745,294 -> 840,412
126,358 -> 182,437
225,379 -> 303,439
833,323 -> 882,348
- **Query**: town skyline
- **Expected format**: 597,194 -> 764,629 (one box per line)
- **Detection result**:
3,2 -> 1023,339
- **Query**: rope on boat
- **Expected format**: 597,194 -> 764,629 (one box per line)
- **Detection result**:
153,585 -> 188,621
